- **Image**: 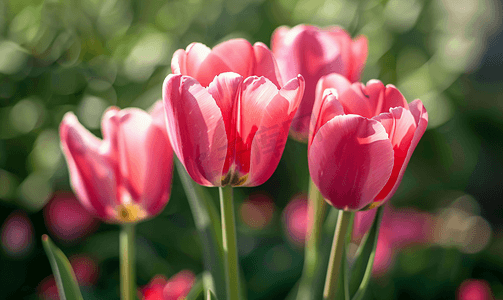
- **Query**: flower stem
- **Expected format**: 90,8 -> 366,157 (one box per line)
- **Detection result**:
323,210 -> 352,300
296,178 -> 327,300
219,186 -> 240,300
120,223 -> 136,300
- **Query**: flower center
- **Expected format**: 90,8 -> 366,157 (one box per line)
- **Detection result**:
116,203 -> 145,223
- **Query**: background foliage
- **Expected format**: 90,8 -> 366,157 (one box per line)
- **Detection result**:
1,0 -> 503,299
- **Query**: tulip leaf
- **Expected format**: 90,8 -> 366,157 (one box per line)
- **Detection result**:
349,206 -> 385,300
185,275 -> 204,300
41,235 -> 84,300
206,289 -> 218,300
175,158 -> 226,300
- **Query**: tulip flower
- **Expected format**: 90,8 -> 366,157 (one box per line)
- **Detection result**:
139,270 -> 195,300
457,279 -> 495,300
1,210 -> 34,258
171,38 -> 283,88
308,74 -> 428,211
163,72 -> 304,187
59,101 -> 174,223
271,25 -> 368,141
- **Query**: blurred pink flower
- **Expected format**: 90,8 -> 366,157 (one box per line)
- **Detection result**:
69,254 -> 99,286
139,270 -> 196,300
282,194 -> 308,247
43,191 -> 99,243
1,210 -> 33,258
59,101 -> 174,223
271,24 -> 368,141
353,205 -> 434,276
38,276 -> 59,300
457,279 -> 494,300
239,192 -> 275,229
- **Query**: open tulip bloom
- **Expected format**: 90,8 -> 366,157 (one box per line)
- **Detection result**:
166,39 -> 305,186
59,102 -> 174,223
59,101 -> 173,300
308,73 -> 428,211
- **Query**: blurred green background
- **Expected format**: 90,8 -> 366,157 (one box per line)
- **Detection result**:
1,0 -> 503,299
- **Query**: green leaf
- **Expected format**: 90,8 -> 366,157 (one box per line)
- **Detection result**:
41,235 -> 84,300
185,275 -> 204,300
206,289 -> 218,300
175,158 -> 226,300
349,206 -> 385,300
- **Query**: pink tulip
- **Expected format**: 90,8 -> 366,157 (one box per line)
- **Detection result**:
308,74 -> 428,211
163,72 -> 304,187
43,191 -> 99,243
172,39 -> 283,88
139,270 -> 195,300
271,25 -> 368,141
59,101 -> 174,223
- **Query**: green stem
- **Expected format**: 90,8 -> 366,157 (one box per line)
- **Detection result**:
323,210 -> 352,300
219,186 -> 240,300
120,223 -> 136,300
296,178 -> 327,300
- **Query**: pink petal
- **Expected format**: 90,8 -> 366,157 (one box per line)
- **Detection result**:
195,39 -> 254,87
207,72 -> 243,174
60,113 -> 116,220
247,75 -> 304,186
182,43 -> 212,78
113,108 -> 173,216
348,35 -> 368,82
308,88 -> 345,147
271,25 -> 291,55
252,42 -> 283,88
163,74 -> 227,186
171,49 -> 187,75
308,115 -> 394,210
373,107 -> 418,203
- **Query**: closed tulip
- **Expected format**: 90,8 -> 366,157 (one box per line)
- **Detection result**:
59,101 -> 174,223
271,25 -> 368,141
163,72 -> 304,187
308,74 -> 428,211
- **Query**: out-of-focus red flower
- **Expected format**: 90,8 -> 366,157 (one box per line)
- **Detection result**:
1,210 -> 33,258
38,276 -> 59,300
139,270 -> 196,300
239,192 -> 275,229
69,255 -> 99,286
308,75 -> 428,211
271,24 -> 368,141
354,205 -> 435,276
43,192 -> 99,243
282,194 -> 308,247
59,101 -> 174,223
457,279 -> 494,300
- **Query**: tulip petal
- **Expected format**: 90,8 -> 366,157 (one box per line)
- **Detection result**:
60,113 -> 116,220
171,49 -> 187,75
110,109 -> 173,215
348,35 -> 368,82
271,25 -> 290,55
373,107 -> 418,202
253,42 -> 283,88
308,115 -> 394,210
248,75 -> 304,186
195,39 -> 254,87
309,88 -> 345,147
163,74 -> 227,186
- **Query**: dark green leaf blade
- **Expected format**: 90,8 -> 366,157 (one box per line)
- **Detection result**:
41,234 -> 84,300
